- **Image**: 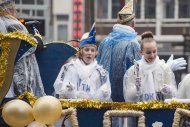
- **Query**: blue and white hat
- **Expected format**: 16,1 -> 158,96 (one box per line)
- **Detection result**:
79,22 -> 96,48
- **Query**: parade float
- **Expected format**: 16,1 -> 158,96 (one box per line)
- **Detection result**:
1,31 -> 190,127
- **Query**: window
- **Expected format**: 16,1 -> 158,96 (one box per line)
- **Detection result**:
22,9 -> 30,16
179,0 -> 190,18
112,0 -> 122,18
58,25 -> 68,41
57,15 -> 69,21
163,0 -> 175,18
16,9 -> 20,13
135,0 -> 141,19
22,0 -> 34,4
37,0 -> 44,5
32,10 -> 35,16
37,10 -> 44,16
15,0 -> 20,4
145,0 -> 156,19
96,0 -> 125,19
96,0 -> 108,19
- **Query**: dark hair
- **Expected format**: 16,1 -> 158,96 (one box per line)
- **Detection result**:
141,31 -> 154,40
140,31 -> 156,50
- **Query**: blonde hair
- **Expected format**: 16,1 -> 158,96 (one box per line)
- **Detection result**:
77,45 -> 97,59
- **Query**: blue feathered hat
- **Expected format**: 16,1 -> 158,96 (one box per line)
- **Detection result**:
79,22 -> 96,48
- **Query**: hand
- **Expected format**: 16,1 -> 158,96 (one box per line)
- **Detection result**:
101,84 -> 109,97
161,85 -> 171,95
102,89 -> 109,97
167,54 -> 187,71
135,77 -> 141,91
65,82 -> 74,91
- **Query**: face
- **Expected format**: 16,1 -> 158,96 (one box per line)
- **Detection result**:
7,4 -> 17,17
81,46 -> 97,65
141,42 -> 157,63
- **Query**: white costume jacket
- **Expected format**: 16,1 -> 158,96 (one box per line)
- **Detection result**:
54,58 -> 111,101
177,74 -> 190,99
123,56 -> 177,102
1,14 -> 45,97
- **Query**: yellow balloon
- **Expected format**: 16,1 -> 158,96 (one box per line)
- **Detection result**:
2,99 -> 34,127
33,96 -> 62,125
27,121 -> 47,127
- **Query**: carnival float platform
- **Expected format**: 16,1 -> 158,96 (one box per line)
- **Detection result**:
1,32 -> 190,127
1,95 -> 190,127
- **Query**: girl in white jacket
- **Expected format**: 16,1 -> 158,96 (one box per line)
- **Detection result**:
123,31 -> 177,102
54,24 -> 111,102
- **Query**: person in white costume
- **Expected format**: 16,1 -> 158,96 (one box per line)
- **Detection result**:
177,74 -> 190,99
0,0 -> 45,97
176,74 -> 190,127
54,23 -> 111,102
123,31 -> 178,127
123,31 -> 177,102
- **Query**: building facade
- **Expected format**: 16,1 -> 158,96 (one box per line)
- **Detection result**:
91,0 -> 190,55
15,0 -> 51,40
15,0 -> 77,43
15,0 -> 190,82
83,0 -> 190,82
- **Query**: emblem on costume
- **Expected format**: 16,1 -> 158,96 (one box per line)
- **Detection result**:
152,121 -> 163,127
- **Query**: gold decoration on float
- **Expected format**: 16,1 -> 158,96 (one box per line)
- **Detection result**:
0,41 -> 10,90
0,32 -> 37,97
103,110 -> 145,127
0,31 -> 37,46
172,108 -> 190,127
17,92 -> 190,110
61,108 -> 79,127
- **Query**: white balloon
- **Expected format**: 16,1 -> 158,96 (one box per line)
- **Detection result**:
27,121 -> 47,127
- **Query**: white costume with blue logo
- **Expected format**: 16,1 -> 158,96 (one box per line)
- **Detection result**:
123,56 -> 177,102
54,58 -> 111,101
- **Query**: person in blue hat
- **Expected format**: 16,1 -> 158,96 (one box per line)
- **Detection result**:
54,23 -> 111,102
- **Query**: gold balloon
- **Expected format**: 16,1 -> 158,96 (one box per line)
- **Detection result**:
27,121 -> 47,127
2,99 -> 34,127
33,96 -> 62,125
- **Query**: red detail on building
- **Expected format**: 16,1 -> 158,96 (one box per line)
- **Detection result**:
73,0 -> 83,40
120,0 -> 125,8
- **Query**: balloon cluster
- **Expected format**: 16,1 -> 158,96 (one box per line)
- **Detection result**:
2,96 -> 62,127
